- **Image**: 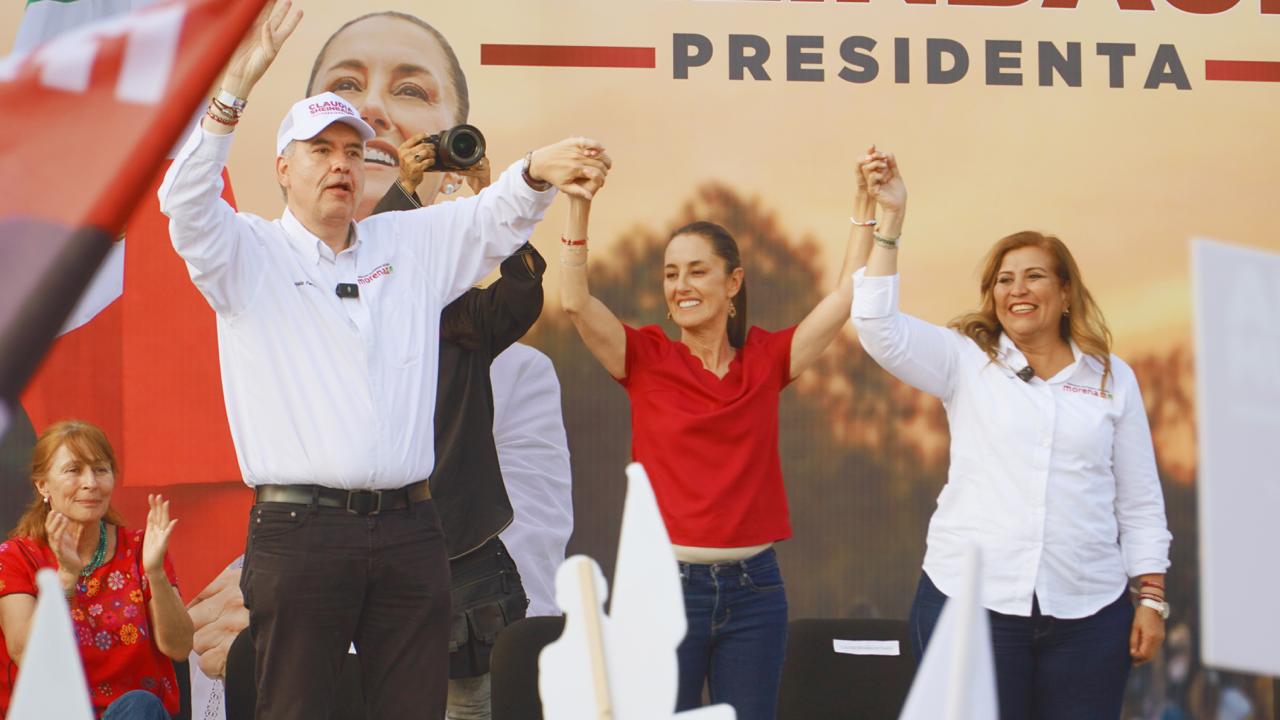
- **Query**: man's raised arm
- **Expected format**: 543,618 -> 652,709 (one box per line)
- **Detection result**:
157,0 -> 302,316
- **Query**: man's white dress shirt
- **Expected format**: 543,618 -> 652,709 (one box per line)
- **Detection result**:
492,344 -> 574,617
158,126 -> 554,490
851,269 -> 1171,618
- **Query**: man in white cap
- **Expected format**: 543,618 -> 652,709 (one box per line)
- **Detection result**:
157,3 -> 609,718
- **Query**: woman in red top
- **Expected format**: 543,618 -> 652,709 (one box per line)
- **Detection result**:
558,152 -> 884,718
0,420 -> 193,719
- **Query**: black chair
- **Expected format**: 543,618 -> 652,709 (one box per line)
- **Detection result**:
489,616 -> 565,720
776,618 -> 915,720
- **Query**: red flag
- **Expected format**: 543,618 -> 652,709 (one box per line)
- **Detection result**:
0,0 -> 267,430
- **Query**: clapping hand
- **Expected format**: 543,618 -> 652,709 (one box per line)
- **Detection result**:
529,137 -> 612,200
142,494 -> 178,577
46,511 -> 85,578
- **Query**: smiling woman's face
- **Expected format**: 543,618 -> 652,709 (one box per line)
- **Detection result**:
35,442 -> 114,525
310,15 -> 462,218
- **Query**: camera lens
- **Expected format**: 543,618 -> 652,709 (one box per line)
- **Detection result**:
451,133 -> 478,160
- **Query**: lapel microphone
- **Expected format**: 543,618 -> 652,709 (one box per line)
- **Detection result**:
335,283 -> 359,299
1016,366 -> 1036,383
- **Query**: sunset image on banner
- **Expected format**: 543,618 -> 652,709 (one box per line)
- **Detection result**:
1,0 -> 1276,718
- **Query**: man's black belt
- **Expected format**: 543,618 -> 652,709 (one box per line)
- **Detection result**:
254,480 -> 432,516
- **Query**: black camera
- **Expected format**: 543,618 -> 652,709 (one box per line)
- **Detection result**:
423,124 -> 486,171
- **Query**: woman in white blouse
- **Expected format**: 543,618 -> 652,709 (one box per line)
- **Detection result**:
849,154 -> 1171,720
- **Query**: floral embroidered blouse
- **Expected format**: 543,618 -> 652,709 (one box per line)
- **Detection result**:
0,525 -> 180,718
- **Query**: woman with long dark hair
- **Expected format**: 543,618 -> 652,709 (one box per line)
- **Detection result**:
558,154 -> 881,718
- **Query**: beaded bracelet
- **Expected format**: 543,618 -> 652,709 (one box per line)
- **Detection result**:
205,108 -> 239,126
561,236 -> 588,246
873,231 -> 900,249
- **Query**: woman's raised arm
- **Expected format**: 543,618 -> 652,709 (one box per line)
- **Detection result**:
788,149 -> 882,379
560,195 -> 627,379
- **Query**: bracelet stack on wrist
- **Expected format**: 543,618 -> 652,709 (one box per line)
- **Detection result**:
561,236 -> 588,267
206,90 -> 246,127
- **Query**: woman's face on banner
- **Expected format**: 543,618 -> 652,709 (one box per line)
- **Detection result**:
310,15 -> 463,219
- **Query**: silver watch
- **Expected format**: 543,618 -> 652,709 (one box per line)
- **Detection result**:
1138,597 -> 1170,620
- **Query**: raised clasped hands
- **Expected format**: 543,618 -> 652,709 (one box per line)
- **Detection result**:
529,137 -> 612,201
142,494 -> 178,577
861,148 -> 906,214
222,0 -> 303,96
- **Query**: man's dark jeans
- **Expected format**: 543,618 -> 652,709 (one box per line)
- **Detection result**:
240,498 -> 451,720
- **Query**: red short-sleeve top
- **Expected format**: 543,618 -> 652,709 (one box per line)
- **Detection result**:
620,324 -> 796,547
0,526 -> 181,718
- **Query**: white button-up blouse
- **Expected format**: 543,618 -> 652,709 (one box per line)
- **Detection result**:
851,269 -> 1171,619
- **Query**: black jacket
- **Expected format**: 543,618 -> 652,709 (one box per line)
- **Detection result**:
373,182 -> 545,559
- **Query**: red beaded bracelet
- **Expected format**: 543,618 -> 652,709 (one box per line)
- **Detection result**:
561,236 -> 588,246
1140,579 -> 1165,590
205,109 -> 238,126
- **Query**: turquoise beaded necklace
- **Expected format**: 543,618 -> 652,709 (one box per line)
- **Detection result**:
79,521 -> 108,577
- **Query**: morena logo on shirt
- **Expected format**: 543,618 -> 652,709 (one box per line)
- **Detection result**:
358,263 -> 394,285
1062,382 -> 1114,400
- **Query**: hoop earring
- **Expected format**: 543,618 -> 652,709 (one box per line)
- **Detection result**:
666,312 -> 672,320
1062,306 -> 1071,317
728,300 -> 737,319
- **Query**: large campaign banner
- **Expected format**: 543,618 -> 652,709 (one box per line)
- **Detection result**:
3,0 -> 1277,714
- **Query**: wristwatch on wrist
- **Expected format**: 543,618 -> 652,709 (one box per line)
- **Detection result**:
522,151 -> 552,192
1138,597 -> 1170,620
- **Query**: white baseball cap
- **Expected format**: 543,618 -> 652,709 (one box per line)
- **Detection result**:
276,92 -> 375,156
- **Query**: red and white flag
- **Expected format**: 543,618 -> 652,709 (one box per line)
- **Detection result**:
0,0 -> 267,589
0,0 -> 265,428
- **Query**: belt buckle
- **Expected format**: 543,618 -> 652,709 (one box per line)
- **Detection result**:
346,489 -> 382,516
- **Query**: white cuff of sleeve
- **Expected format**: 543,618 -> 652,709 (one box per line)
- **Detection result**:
187,123 -> 234,164
1124,553 -> 1172,578
508,158 -> 557,199
851,267 -> 899,319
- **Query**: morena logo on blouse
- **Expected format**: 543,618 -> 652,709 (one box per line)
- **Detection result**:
1063,383 -> 1114,400
358,264 -> 394,285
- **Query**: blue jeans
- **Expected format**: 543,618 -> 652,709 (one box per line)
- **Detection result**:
908,571 -> 1134,720
100,689 -> 169,720
676,548 -> 788,720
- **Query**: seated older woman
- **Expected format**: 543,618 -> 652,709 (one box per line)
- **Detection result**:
0,420 -> 193,719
